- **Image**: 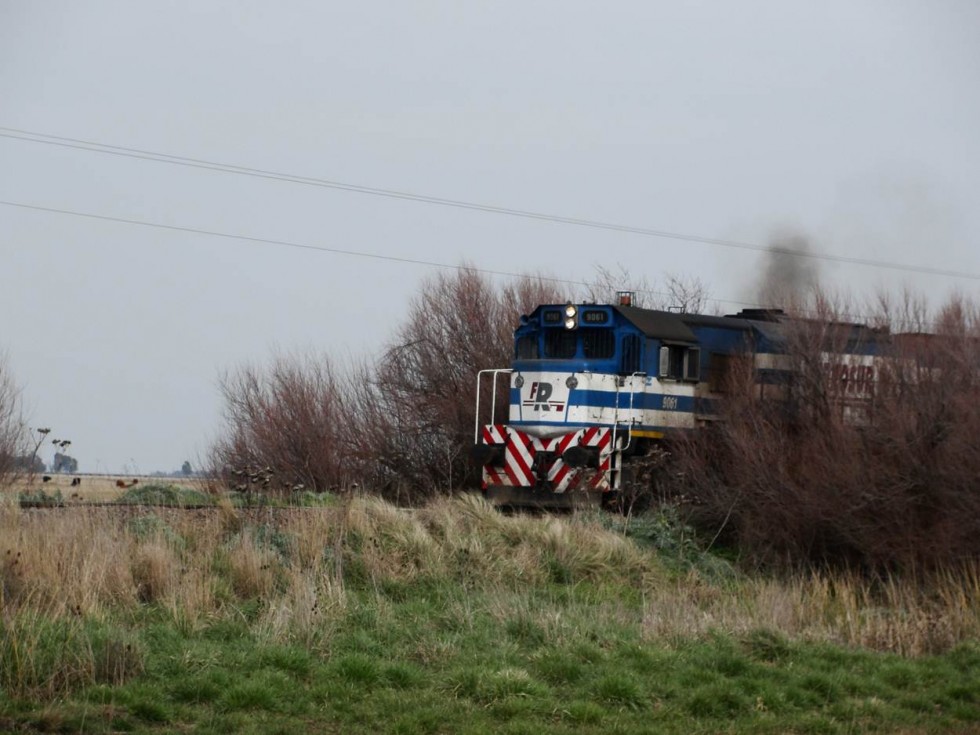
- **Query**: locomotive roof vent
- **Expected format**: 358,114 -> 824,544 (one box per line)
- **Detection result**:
731,308 -> 786,322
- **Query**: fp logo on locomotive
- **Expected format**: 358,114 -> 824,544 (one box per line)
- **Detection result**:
523,381 -> 565,412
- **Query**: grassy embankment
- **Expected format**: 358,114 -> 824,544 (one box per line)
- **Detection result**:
1,490 -> 979,734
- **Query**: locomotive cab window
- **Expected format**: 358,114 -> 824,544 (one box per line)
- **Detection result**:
659,345 -> 700,381
620,334 -> 641,374
685,348 -> 701,381
582,329 -> 614,359
544,330 -> 577,359
516,335 -> 539,359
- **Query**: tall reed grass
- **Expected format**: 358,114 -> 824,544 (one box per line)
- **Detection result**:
1,493 -> 977,699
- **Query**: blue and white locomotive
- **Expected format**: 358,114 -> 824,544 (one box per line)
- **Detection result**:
473,293 -> 882,506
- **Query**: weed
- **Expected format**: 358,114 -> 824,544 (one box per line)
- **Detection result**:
533,650 -> 585,685
565,699 -> 605,724
743,628 -> 793,663
115,483 -> 212,507
126,513 -> 182,546
505,614 -> 547,649
595,673 -> 645,708
684,682 -> 749,719
334,654 -> 382,687
17,488 -> 63,508
91,629 -> 145,686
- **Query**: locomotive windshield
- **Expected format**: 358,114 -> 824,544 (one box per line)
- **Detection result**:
582,329 -> 614,358
544,330 -> 577,358
515,334 -> 538,359
516,328 -> 616,360
515,305 -> 620,362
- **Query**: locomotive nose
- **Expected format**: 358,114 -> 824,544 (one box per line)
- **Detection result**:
561,445 -> 600,468
470,443 -> 504,467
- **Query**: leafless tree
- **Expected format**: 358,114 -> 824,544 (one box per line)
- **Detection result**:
367,267 -> 566,498
671,289 -> 980,570
662,273 -> 711,314
582,264 -> 710,313
0,355 -> 26,488
582,264 -> 657,307
210,269 -> 566,501
210,353 -> 353,494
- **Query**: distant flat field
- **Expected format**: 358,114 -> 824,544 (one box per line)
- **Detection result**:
3,474 -> 210,503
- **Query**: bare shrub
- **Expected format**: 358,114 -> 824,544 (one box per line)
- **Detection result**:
361,268 -> 566,498
0,355 -> 26,489
210,353 -> 355,494
583,264 -> 710,313
674,291 -> 980,570
661,273 -> 712,314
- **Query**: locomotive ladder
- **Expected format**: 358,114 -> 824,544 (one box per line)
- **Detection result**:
610,372 -> 646,489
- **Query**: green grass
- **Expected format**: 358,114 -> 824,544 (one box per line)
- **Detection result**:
17,487 -> 64,508
115,483 -> 213,507
3,582 -> 978,733
2,495 -> 979,733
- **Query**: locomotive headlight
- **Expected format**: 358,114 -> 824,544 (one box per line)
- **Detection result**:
566,375 -> 578,389
564,303 -> 578,330
514,375 -> 524,389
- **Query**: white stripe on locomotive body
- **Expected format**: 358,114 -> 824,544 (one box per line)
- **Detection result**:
510,369 -> 700,438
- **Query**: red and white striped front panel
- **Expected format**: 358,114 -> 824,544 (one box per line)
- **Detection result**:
480,425 -> 616,493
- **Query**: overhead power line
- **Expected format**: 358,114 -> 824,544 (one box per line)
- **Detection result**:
0,198 -> 512,271
2,198 -> 959,328
0,197 -> 757,310
2,125 -> 978,282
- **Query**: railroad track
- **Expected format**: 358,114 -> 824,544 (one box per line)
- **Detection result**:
14,501 -> 339,517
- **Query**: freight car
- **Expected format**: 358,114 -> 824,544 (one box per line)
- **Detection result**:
472,293 -> 886,508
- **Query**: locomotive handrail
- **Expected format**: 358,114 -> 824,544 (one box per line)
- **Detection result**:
613,372 -> 647,454
474,369 -> 513,442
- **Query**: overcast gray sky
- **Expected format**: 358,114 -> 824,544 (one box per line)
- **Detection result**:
2,1 -> 978,473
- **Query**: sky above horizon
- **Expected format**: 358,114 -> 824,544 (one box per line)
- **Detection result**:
2,1 -> 979,473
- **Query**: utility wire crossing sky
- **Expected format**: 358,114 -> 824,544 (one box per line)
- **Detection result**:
3,126 -> 978,282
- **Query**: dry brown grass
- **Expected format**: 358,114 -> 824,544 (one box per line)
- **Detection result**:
2,495 -> 979,656
641,566 -> 980,656
226,530 -> 284,600
0,505 -> 136,617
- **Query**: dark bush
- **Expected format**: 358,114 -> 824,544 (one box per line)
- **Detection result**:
350,267 -> 566,500
210,353 -> 356,494
210,269 -> 565,502
0,357 -> 26,486
672,294 -> 980,570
